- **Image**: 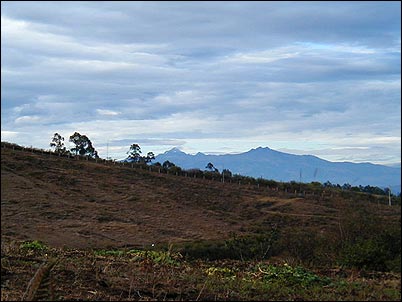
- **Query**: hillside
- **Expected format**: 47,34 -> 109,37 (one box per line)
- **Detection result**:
1,143 -> 399,250
1,143 -> 401,301
154,147 -> 401,193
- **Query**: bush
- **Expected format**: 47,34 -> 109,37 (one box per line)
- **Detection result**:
180,231 -> 279,261
254,263 -> 331,287
20,240 -> 48,252
340,239 -> 387,271
180,240 -> 235,261
340,226 -> 401,272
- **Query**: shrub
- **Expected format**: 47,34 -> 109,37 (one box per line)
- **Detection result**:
340,226 -> 401,272
20,240 -> 48,252
253,263 -> 331,287
180,240 -> 235,261
127,249 -> 182,266
180,231 -> 279,261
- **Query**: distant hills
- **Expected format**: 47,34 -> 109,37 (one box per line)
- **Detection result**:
154,147 -> 401,193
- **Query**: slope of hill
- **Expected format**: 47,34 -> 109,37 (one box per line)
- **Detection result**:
1,144 -> 401,301
155,147 -> 401,193
1,144 -> 399,250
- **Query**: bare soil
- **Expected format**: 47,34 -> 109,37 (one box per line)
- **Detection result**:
1,146 -> 401,301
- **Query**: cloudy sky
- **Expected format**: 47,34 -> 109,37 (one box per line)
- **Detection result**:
1,1 -> 401,164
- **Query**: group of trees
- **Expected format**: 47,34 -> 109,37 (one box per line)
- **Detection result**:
50,132 -> 99,158
126,144 -> 155,164
323,181 -> 393,197
49,133 -> 399,200
49,133 -> 155,163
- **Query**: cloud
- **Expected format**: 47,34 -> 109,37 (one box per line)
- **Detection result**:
14,115 -> 40,124
1,1 -> 400,164
96,109 -> 120,116
1,130 -> 20,141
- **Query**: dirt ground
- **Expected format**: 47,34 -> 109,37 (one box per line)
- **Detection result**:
1,146 -> 401,301
1,146 -> 399,250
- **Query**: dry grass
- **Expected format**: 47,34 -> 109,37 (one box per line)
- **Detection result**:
1,146 -> 401,300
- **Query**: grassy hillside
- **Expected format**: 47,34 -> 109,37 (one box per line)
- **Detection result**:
1,143 -> 400,300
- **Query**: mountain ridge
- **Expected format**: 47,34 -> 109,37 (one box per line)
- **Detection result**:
155,146 -> 401,193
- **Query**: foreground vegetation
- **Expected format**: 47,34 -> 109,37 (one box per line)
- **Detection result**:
1,240 -> 400,301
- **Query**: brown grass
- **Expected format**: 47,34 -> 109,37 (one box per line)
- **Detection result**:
1,146 -> 400,301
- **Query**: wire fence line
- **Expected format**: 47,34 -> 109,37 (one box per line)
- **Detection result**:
1,141 -> 394,205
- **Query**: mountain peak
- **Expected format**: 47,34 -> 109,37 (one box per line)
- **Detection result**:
165,147 -> 186,154
154,145 -> 401,192
247,146 -> 271,153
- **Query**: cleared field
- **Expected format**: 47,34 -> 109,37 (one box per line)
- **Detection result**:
1,146 -> 400,301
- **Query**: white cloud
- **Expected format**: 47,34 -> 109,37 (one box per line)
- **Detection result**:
223,47 -> 300,64
1,130 -> 19,141
14,115 -> 40,124
96,109 -> 120,116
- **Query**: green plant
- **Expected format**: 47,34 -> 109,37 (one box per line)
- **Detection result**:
180,231 -> 279,261
253,263 -> 331,288
205,266 -> 237,280
94,249 -> 125,257
128,249 -> 182,266
225,230 -> 279,261
180,240 -> 235,261
20,240 -> 48,252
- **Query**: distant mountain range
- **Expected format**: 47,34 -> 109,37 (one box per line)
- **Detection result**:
154,147 -> 401,193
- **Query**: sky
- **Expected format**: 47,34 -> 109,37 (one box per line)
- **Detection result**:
1,1 -> 401,165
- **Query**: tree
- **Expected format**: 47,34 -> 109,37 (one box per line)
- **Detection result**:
50,133 -> 67,154
127,144 -> 142,163
163,160 -> 175,170
69,132 -> 98,158
205,162 -> 219,173
144,152 -> 155,163
222,169 -> 232,178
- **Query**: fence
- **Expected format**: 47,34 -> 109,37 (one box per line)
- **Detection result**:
1,141 -> 394,205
